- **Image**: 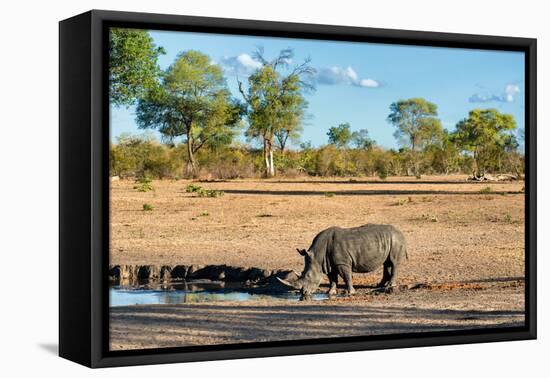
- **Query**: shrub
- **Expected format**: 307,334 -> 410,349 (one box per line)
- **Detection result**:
134,176 -> 154,192
479,186 -> 492,194
110,133 -> 180,179
394,198 -> 408,206
195,146 -> 260,179
109,133 -> 525,180
186,183 -> 202,193
197,189 -> 224,198
142,203 -> 154,211
185,183 -> 224,197
420,213 -> 438,222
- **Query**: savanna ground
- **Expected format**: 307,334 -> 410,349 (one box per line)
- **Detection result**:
109,175 -> 525,350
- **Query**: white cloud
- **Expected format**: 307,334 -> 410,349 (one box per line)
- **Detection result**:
220,53 -> 262,75
358,78 -> 380,88
345,66 -> 358,82
315,66 -> 380,88
504,84 -> 520,102
219,57 -> 381,89
469,84 -> 521,103
236,54 -> 262,70
469,93 -> 502,103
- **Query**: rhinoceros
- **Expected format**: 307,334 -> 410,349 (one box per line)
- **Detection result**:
278,224 -> 407,300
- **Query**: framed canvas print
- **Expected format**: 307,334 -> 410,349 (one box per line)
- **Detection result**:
59,10 -> 537,368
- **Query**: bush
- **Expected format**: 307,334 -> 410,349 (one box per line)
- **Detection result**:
110,133 -> 525,180
142,203 -> 154,211
185,183 -> 202,193
394,198 -> 408,206
110,134 -> 182,179
479,186 -> 492,194
185,183 -> 224,198
420,213 -> 438,222
134,176 -> 154,192
196,147 -> 259,179
197,189 -> 224,198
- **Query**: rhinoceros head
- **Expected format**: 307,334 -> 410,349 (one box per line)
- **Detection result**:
277,248 -> 323,300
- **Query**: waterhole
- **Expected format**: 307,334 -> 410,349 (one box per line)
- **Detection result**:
109,280 -> 330,307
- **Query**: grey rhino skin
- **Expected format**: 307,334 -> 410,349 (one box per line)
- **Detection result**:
278,224 -> 407,300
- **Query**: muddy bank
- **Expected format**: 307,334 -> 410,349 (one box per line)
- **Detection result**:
110,280 -> 525,350
109,263 -> 300,287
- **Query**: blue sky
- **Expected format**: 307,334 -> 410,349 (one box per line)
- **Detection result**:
111,29 -> 525,149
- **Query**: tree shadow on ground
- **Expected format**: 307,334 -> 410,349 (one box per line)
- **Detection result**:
229,180 -> 516,185
217,189 -> 523,196
110,302 -> 525,349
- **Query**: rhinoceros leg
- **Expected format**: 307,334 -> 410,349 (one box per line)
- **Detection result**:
386,242 -> 406,289
327,271 -> 338,297
387,261 -> 399,288
385,252 -> 405,289
337,265 -> 355,296
378,261 -> 392,288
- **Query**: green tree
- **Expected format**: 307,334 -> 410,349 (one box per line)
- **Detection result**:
452,109 -> 517,177
422,130 -> 460,174
387,98 -> 443,176
110,133 -> 175,178
136,50 -> 243,175
274,96 -> 307,154
239,48 -> 314,177
327,123 -> 352,148
351,128 -> 375,150
109,28 -> 165,106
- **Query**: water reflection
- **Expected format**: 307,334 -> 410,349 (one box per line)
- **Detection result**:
109,280 -> 329,307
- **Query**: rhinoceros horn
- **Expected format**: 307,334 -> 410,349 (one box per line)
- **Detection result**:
277,277 -> 303,289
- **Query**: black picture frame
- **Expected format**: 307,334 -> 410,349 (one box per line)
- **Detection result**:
59,9 -> 537,368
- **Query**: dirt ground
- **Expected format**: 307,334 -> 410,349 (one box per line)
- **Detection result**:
109,175 -> 525,350
110,280 -> 525,350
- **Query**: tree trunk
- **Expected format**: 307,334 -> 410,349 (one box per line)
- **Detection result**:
280,132 -> 289,155
263,139 -> 269,178
410,137 -> 419,177
473,149 -> 483,178
263,138 -> 275,178
186,128 -> 196,177
268,144 -> 275,177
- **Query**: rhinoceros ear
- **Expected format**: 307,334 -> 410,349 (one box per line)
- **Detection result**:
296,248 -> 308,256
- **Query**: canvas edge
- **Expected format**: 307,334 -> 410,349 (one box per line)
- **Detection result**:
57,9 -> 537,369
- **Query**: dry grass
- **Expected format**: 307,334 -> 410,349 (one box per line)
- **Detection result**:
110,175 -> 525,285
109,175 -> 526,350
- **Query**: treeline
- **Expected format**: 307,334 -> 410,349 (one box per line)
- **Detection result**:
110,132 -> 523,179
109,29 -> 524,180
